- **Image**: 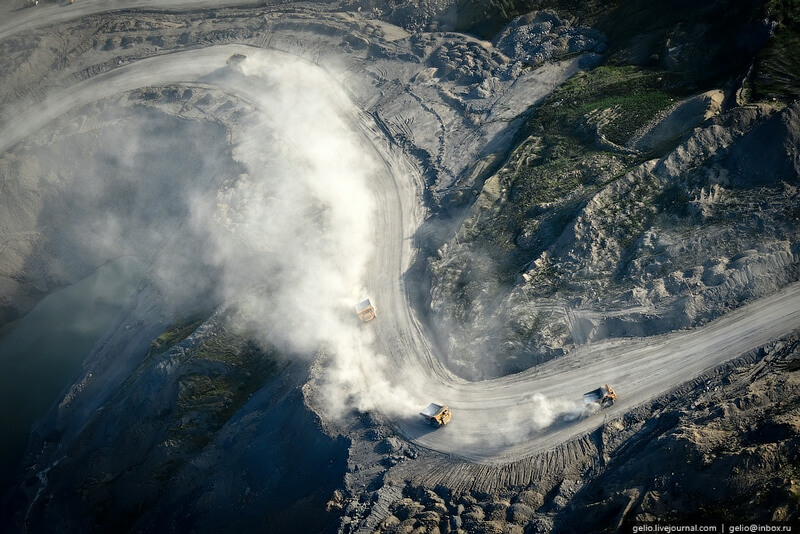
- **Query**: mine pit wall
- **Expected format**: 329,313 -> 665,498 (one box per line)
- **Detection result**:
387,435 -> 599,497
424,95 -> 800,381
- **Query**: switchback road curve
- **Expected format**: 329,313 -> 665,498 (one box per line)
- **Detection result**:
1,16 -> 799,466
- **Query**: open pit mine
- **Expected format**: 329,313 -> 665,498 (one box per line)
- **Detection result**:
1,1 -> 799,532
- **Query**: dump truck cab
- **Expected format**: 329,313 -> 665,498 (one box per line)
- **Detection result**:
420,403 -> 451,427
583,384 -> 617,408
355,299 -> 376,322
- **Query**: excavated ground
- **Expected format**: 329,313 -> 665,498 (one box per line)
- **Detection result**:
1,2 -> 798,533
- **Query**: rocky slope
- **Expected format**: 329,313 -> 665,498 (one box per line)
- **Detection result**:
424,7 -> 800,378
428,89 -> 800,379
7,308 -> 347,533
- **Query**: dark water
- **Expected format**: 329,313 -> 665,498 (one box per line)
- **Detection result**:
0,257 -> 144,485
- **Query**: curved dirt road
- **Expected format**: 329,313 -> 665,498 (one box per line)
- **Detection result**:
364,96 -> 800,462
0,0 -> 268,40
2,12 -> 800,467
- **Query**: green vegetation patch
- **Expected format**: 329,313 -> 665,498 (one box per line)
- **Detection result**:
538,65 -> 674,146
147,316 -> 205,357
458,65 -> 673,284
749,0 -> 800,103
168,332 -> 282,451
143,313 -> 285,455
192,330 -> 267,366
751,27 -> 800,104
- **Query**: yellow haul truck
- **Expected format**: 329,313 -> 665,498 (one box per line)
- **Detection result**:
420,403 -> 452,427
583,384 -> 617,408
355,299 -> 376,322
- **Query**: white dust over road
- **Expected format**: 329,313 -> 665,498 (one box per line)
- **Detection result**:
2,9 -> 800,465
0,43 -> 428,431
204,55 -> 378,354
209,54 -> 432,422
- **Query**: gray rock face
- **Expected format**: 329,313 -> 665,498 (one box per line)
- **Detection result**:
377,436 -> 404,454
392,498 -> 426,521
493,11 -> 603,67
726,101 -> 800,187
426,85 -> 800,379
507,502 -> 534,524
631,90 -> 725,154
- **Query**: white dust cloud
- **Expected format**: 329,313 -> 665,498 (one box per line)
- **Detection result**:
493,393 -> 587,439
189,54 -> 426,420
202,56 -> 375,349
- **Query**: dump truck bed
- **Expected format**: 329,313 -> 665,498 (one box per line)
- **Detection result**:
419,403 -> 451,427
226,53 -> 246,65
583,385 -> 612,404
420,403 -> 445,417
355,298 -> 376,322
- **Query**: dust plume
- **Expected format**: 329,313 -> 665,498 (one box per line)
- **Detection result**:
0,48 -> 420,427
201,58 -> 375,341
447,392 -> 588,455
495,393 -> 587,438
186,54 -> 427,420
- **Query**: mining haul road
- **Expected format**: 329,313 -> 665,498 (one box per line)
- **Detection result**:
364,89 -> 800,461
2,10 -> 799,468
